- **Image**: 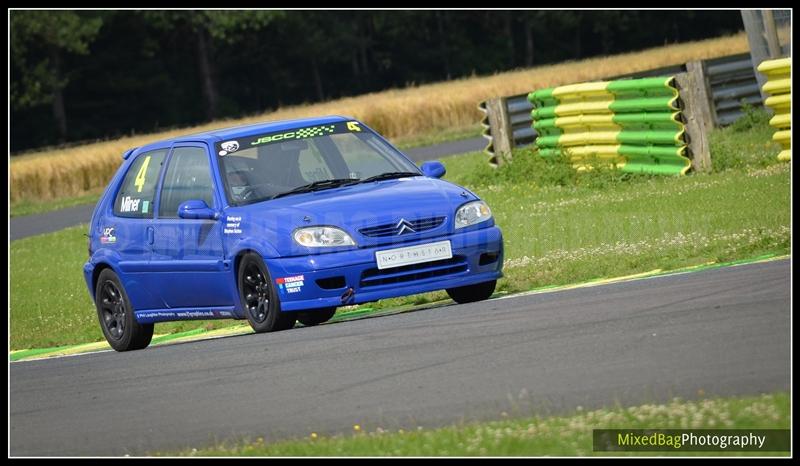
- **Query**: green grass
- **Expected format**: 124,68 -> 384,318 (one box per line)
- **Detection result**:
9,110 -> 790,350
9,226 -> 238,349
392,122 -> 482,150
160,391 -> 790,456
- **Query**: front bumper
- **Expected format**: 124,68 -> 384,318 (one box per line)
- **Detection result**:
266,226 -> 504,311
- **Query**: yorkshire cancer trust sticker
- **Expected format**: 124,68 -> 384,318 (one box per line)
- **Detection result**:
276,275 -> 305,294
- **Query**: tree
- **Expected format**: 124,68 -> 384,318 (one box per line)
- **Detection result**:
10,11 -> 103,142
142,10 -> 281,120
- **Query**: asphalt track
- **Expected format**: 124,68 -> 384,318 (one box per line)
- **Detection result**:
9,137 -> 486,241
10,259 -> 790,456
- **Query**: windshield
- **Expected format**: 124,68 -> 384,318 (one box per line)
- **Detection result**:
216,121 -> 421,205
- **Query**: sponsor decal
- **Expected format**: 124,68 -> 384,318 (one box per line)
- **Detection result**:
224,215 -> 243,235
222,140 -> 239,152
250,125 -> 336,146
215,121 -> 366,154
219,140 -> 240,156
276,275 -> 305,294
134,155 -> 152,192
100,227 -> 117,244
119,196 -> 141,213
137,310 -> 234,320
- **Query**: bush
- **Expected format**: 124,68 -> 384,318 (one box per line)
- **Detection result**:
709,105 -> 780,172
456,147 -> 655,190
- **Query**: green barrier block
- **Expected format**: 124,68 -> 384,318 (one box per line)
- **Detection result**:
618,144 -> 686,158
612,111 -> 682,127
532,106 -> 557,120
616,130 -> 684,145
606,76 -> 676,93
621,153 -> 690,175
532,118 -> 564,136
528,88 -> 555,105
535,134 -> 562,148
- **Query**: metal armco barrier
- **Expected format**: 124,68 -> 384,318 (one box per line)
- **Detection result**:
757,57 -> 792,161
708,54 -> 765,125
528,77 -> 691,175
480,53 -> 761,166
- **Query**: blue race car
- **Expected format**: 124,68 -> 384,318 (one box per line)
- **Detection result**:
84,116 -> 504,351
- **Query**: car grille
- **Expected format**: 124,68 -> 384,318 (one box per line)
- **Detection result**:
359,216 -> 446,237
360,256 -> 468,288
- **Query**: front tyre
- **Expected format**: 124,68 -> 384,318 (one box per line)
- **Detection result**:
446,279 -> 497,304
95,268 -> 154,351
238,253 -> 295,333
297,307 -> 337,327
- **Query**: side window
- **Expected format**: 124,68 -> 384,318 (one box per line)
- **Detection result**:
158,147 -> 216,218
114,149 -> 168,218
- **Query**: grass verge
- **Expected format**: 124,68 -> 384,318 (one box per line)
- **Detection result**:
9,109 -> 790,350
160,392 -> 790,456
10,33 -> 748,206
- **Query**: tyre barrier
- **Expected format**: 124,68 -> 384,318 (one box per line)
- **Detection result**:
757,57 -> 791,162
528,77 -> 691,175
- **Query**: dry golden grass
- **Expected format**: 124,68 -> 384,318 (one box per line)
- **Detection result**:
10,33 -> 748,204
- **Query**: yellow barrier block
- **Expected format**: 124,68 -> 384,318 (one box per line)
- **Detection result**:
765,93 -> 791,109
555,114 -> 616,127
759,57 -> 792,162
769,113 -> 791,129
562,144 -> 622,158
773,130 -> 791,148
556,114 -> 620,134
557,131 -> 621,147
757,57 -> 792,76
763,78 -> 791,95
552,81 -> 612,99
553,100 -> 614,117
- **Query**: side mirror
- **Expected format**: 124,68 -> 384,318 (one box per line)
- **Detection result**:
178,200 -> 219,220
421,161 -> 446,179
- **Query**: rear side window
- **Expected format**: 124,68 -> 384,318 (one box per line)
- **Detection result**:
114,149 -> 168,218
158,147 -> 216,218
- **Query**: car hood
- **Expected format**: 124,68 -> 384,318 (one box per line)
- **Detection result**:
227,176 -> 480,254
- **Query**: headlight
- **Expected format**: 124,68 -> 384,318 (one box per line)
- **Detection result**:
293,226 -> 356,247
455,200 -> 492,229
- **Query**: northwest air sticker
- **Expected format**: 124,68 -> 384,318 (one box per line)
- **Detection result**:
100,227 -> 117,244
276,275 -> 304,294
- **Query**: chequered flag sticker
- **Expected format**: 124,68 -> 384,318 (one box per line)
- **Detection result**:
296,125 -> 336,139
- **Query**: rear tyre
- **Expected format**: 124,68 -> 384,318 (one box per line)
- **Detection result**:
446,279 -> 497,304
95,268 -> 154,351
238,253 -> 295,333
297,307 -> 337,327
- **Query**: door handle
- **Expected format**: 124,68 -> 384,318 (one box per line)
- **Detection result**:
147,226 -> 155,245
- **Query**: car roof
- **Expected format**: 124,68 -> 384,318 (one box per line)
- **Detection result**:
134,115 -> 352,153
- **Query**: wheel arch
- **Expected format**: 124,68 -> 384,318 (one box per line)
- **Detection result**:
91,262 -> 116,298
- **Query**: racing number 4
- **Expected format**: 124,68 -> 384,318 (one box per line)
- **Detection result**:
134,155 -> 151,192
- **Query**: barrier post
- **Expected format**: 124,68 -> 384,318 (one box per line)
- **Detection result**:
485,97 -> 513,166
675,64 -> 713,172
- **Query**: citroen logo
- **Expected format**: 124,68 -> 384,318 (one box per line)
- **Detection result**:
395,218 -> 416,235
